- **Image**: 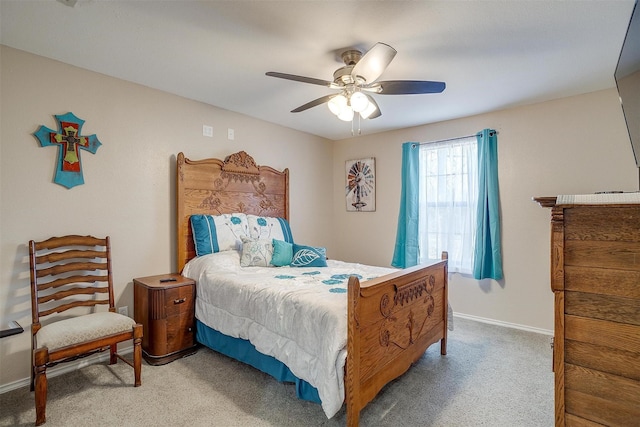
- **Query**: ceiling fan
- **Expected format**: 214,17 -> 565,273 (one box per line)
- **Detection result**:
266,42 -> 446,121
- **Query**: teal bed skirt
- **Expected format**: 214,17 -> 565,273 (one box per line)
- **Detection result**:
195,319 -> 321,404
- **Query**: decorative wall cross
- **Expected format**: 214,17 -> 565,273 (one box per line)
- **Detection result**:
33,112 -> 102,189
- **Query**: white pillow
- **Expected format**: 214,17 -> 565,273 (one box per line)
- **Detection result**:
246,215 -> 294,243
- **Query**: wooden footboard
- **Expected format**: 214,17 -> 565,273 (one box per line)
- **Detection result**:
346,252 -> 448,426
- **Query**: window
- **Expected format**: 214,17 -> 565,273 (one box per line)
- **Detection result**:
417,136 -> 478,274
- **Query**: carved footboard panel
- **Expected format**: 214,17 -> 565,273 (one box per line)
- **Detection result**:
346,254 -> 448,426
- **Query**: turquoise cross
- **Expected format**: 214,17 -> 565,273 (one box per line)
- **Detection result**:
33,112 -> 102,189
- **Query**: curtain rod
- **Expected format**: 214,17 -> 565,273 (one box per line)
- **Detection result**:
413,130 -> 498,147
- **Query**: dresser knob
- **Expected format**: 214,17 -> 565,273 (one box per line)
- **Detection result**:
173,298 -> 186,304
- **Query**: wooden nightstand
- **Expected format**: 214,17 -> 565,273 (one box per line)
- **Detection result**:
133,273 -> 198,365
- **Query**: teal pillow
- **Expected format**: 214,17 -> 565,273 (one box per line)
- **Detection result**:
271,239 -> 293,267
291,244 -> 327,268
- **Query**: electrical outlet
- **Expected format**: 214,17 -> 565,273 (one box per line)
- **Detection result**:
227,128 -> 235,140
203,125 -> 213,137
118,306 -> 129,317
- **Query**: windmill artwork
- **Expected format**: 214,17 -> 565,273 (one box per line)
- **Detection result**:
345,157 -> 375,212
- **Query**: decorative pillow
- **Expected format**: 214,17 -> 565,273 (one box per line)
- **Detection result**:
190,213 -> 248,256
290,244 -> 327,268
271,239 -> 293,267
240,237 -> 274,267
247,215 -> 294,244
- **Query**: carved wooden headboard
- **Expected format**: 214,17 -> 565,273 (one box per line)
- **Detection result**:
176,151 -> 290,272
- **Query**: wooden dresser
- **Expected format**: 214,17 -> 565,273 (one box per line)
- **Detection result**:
133,273 -> 198,365
535,197 -> 640,426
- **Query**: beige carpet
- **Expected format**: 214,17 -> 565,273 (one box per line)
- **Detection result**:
0,317 -> 553,426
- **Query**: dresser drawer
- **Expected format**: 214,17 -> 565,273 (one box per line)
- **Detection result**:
564,240 -> 640,271
564,207 -> 640,241
565,291 -> 640,325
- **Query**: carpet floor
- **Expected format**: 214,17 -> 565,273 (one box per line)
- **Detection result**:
0,317 -> 553,426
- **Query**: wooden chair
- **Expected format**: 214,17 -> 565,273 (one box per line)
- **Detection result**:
29,235 -> 142,426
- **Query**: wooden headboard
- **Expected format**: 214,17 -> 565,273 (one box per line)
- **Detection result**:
176,151 -> 289,272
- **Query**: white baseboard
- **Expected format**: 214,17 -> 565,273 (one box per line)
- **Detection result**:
0,345 -> 133,395
453,312 -> 553,336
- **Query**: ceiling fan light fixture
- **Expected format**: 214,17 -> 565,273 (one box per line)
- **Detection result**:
328,94 -> 348,115
338,106 -> 354,121
360,101 -> 377,119
350,91 -> 369,113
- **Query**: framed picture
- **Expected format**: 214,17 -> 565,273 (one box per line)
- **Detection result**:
345,157 -> 376,212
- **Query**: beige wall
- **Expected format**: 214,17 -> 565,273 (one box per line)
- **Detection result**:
2,45 -> 638,390
332,88 -> 638,332
0,46 -> 333,387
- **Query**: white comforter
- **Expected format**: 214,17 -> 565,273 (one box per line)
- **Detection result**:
182,251 -> 396,418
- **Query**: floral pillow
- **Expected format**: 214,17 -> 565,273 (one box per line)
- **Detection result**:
240,237 -> 274,267
247,215 -> 294,244
190,213 -> 248,256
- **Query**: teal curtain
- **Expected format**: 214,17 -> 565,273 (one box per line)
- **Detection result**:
473,129 -> 503,280
391,142 -> 420,268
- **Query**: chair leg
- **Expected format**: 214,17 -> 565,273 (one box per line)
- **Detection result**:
30,336 -> 37,392
33,349 -> 48,426
133,324 -> 142,387
109,344 -> 117,365
30,359 -> 35,392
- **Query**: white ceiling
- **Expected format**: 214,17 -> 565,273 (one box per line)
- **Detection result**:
0,0 -> 636,141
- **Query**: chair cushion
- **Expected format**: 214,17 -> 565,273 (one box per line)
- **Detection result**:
36,312 -> 136,351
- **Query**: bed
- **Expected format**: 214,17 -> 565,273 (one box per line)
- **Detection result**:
176,151 -> 448,426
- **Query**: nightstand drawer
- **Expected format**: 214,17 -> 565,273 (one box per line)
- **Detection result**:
164,286 -> 194,317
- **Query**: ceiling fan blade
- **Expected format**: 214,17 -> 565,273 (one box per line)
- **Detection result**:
372,80 -> 446,95
266,72 -> 334,88
351,42 -> 397,83
291,94 -> 337,113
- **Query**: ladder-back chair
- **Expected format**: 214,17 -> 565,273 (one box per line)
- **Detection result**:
29,235 -> 142,426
